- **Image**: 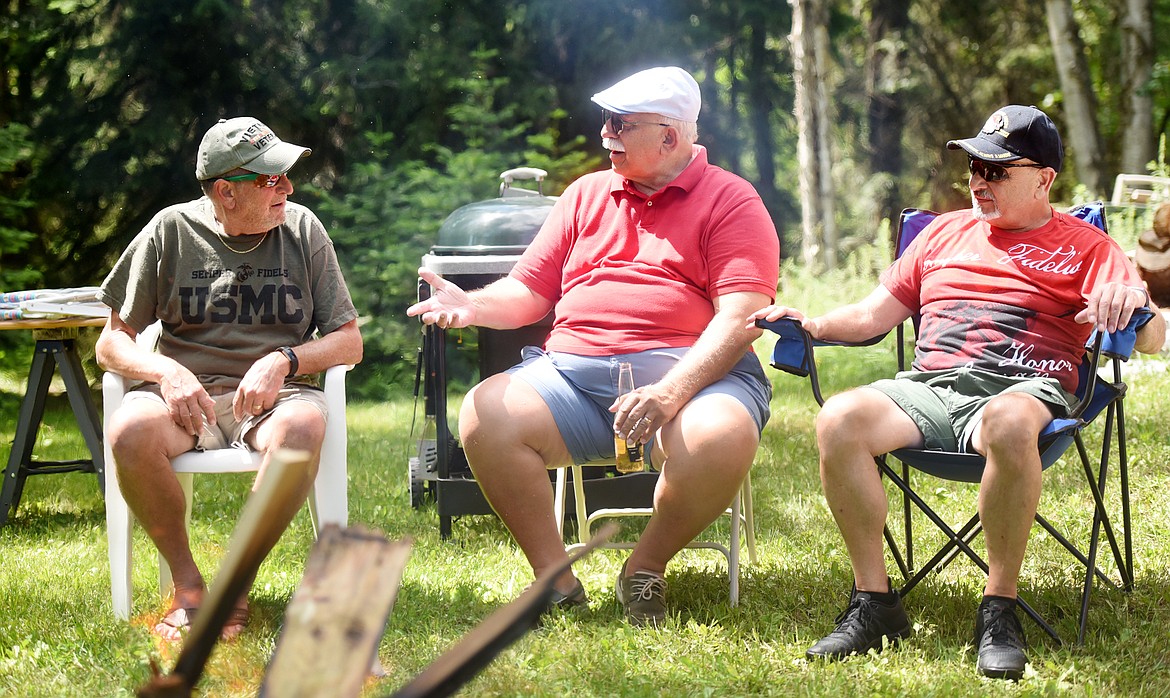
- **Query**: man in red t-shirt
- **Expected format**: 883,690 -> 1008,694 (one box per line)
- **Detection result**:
409,67 -> 779,626
751,105 -> 1164,679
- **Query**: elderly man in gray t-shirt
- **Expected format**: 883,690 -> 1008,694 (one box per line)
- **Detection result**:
96,117 -> 362,642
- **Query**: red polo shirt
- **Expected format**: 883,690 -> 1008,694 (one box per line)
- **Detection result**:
510,146 -> 780,355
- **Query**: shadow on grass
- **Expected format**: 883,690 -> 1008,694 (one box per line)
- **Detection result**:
2,505 -> 106,533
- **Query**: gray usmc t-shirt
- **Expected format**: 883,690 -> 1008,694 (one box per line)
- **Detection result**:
99,197 -> 358,390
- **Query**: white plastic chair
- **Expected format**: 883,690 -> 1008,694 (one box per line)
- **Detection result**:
102,359 -> 351,621
1111,173 -> 1170,205
553,465 -> 756,605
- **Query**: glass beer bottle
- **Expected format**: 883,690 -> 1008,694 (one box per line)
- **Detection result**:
614,361 -> 644,473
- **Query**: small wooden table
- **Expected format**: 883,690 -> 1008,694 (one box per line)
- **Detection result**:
0,315 -> 108,524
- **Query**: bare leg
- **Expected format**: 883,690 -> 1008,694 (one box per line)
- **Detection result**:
816,387 -> 924,593
245,400 -> 325,559
970,393 -> 1049,598
623,394 -> 756,576
223,400 -> 326,637
107,400 -> 204,638
107,396 -> 324,640
460,373 -> 578,594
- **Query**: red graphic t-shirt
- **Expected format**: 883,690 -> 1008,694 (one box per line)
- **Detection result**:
881,208 -> 1141,392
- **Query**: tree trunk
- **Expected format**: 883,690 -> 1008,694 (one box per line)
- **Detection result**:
791,0 -> 837,270
1120,0 -> 1155,173
747,7 -> 782,249
865,0 -> 910,237
1045,0 -> 1108,195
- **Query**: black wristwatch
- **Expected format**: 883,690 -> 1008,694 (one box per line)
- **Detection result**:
278,346 -> 299,378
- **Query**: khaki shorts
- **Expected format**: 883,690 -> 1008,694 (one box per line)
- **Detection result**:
867,367 -> 1075,453
123,382 -> 327,451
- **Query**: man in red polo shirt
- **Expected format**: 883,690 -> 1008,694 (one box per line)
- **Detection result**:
409,66 -> 779,626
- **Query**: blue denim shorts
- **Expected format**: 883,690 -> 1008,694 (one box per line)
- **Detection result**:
506,347 -> 772,464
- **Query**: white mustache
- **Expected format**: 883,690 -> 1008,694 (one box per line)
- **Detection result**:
603,137 -> 625,153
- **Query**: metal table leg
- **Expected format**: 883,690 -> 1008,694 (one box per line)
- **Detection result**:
0,338 -> 104,525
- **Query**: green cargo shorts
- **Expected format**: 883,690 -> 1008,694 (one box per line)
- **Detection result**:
867,366 -> 1076,453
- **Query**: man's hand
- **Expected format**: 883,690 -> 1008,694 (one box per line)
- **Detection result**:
745,305 -> 818,335
158,365 -> 217,437
232,352 -> 288,421
407,268 -> 477,329
1074,282 -> 1147,333
610,383 -> 680,445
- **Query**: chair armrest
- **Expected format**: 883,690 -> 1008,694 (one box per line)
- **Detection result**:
102,371 -> 133,432
322,364 -> 352,441
757,317 -> 827,404
756,317 -> 819,379
756,317 -> 887,362
1090,306 -> 1154,360
1067,309 -> 1151,421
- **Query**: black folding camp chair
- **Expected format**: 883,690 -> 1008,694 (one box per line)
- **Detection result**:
760,201 -> 1153,646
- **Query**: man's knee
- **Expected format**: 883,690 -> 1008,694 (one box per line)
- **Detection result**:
458,374 -> 506,440
263,401 -> 326,451
665,396 -> 759,469
980,393 -> 1048,448
816,387 -> 920,463
108,405 -> 186,466
816,390 -> 874,445
459,373 -> 549,441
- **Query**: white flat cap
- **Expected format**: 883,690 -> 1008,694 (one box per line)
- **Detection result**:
591,66 -> 701,123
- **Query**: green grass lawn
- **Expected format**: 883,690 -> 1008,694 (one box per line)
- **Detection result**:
5,245 -> 1170,698
3,338 -> 1170,697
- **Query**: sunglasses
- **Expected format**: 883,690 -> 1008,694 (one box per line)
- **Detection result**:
967,158 -> 1045,183
220,172 -> 285,188
602,109 -> 669,135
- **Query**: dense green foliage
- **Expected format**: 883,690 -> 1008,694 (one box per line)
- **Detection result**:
3,0 -> 1170,396
314,51 -> 600,397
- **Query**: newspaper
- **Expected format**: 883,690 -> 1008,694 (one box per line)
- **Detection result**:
0,287 -> 109,321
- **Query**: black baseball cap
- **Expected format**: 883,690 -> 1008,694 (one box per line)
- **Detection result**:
947,105 -> 1064,172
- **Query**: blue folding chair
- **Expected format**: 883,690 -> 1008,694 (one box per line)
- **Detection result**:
760,201 -> 1152,646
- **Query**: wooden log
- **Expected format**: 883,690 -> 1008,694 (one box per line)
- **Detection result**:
260,526 -> 412,698
390,522 -> 617,698
137,448 -> 315,698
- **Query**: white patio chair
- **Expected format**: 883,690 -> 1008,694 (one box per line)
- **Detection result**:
102,336 -> 351,620
553,465 -> 756,606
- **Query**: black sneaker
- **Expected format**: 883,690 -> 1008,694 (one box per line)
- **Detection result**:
807,585 -> 913,660
549,577 -> 588,609
973,596 -> 1027,680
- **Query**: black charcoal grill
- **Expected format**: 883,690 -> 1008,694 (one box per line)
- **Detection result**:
411,168 -> 657,539
412,169 -> 556,537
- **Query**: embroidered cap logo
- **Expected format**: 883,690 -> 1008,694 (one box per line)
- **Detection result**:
983,111 -> 1012,139
237,122 -> 277,151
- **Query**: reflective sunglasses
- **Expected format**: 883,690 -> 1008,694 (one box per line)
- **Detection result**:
602,109 -> 669,135
220,172 -> 285,188
967,158 -> 1044,183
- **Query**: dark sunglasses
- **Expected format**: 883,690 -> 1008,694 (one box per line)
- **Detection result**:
602,109 -> 669,135
967,158 -> 1045,183
220,172 -> 285,188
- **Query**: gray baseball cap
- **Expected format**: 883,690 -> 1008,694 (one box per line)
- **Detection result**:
195,117 -> 311,180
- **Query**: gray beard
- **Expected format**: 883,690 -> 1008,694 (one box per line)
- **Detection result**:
971,198 -> 1001,222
